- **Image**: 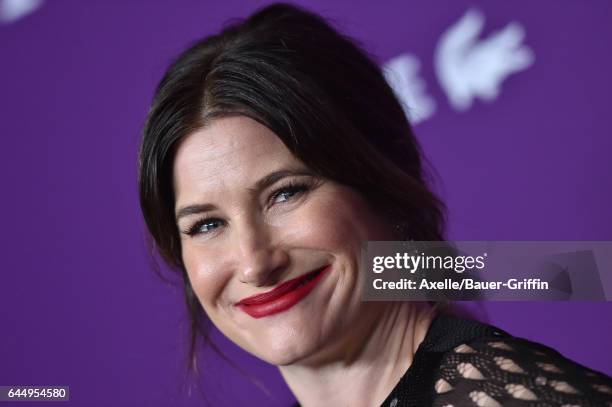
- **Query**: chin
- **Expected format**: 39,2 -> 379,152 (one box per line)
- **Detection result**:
244,321 -> 326,366
260,350 -> 306,367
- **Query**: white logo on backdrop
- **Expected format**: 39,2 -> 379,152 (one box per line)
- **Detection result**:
0,0 -> 43,23
2,3 -> 533,125
385,9 -> 534,123
435,9 -> 534,111
383,54 -> 436,124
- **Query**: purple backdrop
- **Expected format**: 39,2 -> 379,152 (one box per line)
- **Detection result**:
1,1 -> 610,406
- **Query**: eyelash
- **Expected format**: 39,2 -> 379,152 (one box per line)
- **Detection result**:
181,181 -> 311,237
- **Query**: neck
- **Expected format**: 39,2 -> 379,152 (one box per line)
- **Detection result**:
278,302 -> 436,407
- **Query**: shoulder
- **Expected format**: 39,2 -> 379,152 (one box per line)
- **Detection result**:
431,319 -> 612,407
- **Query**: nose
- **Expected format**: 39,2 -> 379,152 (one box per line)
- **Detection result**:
235,221 -> 289,286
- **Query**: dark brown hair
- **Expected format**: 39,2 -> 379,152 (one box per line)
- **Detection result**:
138,2 -> 446,374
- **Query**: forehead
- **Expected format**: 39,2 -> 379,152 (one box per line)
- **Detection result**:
172,116 -> 298,202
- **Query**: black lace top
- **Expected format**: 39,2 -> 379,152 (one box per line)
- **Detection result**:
293,314 -> 612,407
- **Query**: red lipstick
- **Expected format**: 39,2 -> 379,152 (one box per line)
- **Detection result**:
235,265 -> 330,318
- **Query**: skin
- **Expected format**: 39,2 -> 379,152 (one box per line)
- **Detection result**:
173,115 -> 434,407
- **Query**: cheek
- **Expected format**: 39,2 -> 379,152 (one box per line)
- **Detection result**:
285,187 -> 388,253
311,208 -> 360,251
181,245 -> 229,311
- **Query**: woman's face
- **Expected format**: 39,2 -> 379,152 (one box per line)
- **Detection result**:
173,116 -> 394,365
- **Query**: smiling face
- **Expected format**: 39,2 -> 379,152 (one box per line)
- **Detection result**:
173,115 -> 394,365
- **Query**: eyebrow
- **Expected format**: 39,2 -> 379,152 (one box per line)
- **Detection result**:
174,168 -> 315,221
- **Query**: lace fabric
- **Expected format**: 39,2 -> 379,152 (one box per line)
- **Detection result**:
381,314 -> 612,407
431,335 -> 612,406
292,314 -> 612,407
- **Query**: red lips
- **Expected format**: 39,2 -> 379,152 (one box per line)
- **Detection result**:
235,265 -> 330,318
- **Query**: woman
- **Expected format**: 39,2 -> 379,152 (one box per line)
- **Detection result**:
138,3 -> 612,406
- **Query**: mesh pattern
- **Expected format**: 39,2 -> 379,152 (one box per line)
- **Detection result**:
294,315 -> 612,407
430,336 -> 612,407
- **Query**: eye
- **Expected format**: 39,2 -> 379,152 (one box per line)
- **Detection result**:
270,183 -> 309,205
183,217 -> 224,237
